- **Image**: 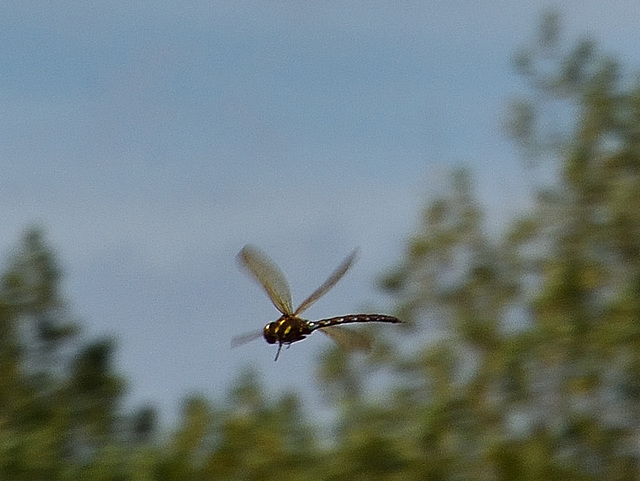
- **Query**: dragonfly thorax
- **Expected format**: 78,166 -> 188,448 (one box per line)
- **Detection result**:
263,315 -> 314,345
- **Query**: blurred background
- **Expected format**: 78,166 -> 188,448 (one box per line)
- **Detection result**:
2,2 -> 640,479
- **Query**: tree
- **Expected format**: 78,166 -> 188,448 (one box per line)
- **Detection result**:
379,11 -> 640,480
0,228 -> 144,479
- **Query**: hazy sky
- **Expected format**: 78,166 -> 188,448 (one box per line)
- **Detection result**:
2,2 -> 639,422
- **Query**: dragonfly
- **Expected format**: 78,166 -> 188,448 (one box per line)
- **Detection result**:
233,245 -> 400,361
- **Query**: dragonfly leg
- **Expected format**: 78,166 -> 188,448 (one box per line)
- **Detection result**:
274,343 -> 284,361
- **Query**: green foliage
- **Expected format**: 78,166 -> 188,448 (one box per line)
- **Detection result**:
3,11 -> 640,480
376,11 -> 640,480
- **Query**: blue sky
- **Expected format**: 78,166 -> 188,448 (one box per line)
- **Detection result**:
2,2 -> 639,422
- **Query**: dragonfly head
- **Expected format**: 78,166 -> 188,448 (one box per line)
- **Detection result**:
263,322 -> 279,344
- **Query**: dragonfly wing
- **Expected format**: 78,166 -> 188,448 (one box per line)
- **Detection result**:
231,329 -> 263,348
319,326 -> 372,351
294,249 -> 358,315
238,245 -> 294,315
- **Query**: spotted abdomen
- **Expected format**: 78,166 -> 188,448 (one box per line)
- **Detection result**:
310,314 -> 400,331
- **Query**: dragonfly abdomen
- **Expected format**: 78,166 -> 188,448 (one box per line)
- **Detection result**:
310,314 -> 400,331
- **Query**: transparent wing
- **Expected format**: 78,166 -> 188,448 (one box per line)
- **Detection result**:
231,329 -> 263,348
238,245 -> 293,315
320,326 -> 372,351
294,249 -> 358,315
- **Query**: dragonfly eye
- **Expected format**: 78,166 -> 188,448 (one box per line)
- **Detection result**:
263,323 -> 278,344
